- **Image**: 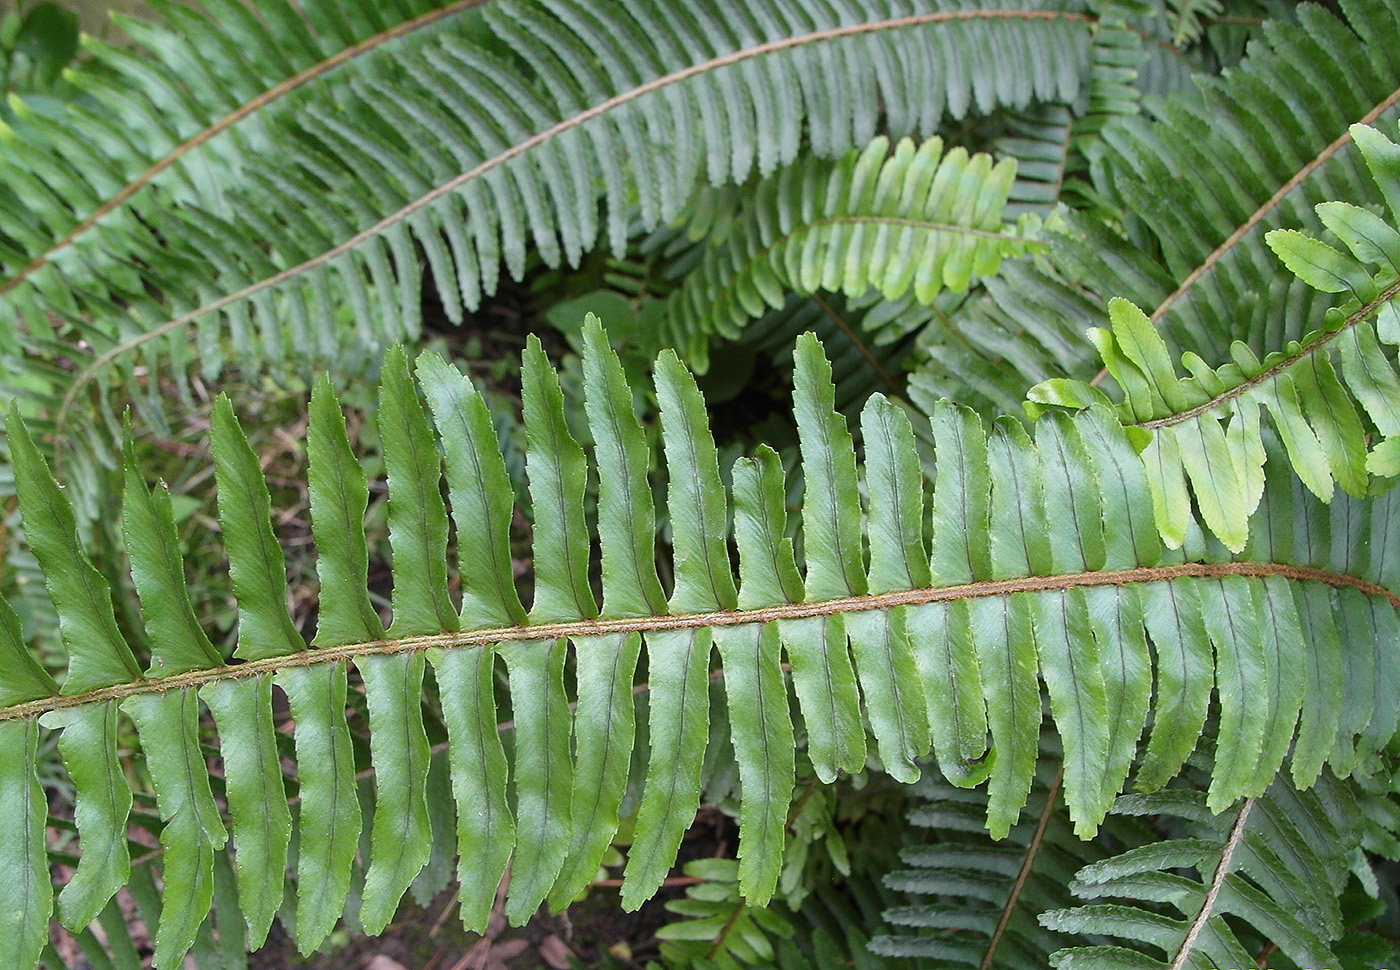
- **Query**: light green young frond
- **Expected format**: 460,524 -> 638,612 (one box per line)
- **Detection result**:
930,0 -> 1400,429
663,135 -> 1037,367
1029,122 -> 1400,552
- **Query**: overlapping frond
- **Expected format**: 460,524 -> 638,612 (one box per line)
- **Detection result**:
870,10 -> 1194,418
919,0 -> 1400,415
0,0 -> 477,347
869,756 -> 1136,966
8,0 -> 1097,445
2,323 -> 1397,969
1029,121 -> 1400,551
874,743 -> 1396,969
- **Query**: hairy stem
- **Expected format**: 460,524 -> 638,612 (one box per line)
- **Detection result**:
2,560 -> 1392,722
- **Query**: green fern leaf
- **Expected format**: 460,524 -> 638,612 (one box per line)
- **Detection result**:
6,405 -> 141,692
379,344 -> 459,638
120,690 -> 228,968
1134,579 -> 1212,791
969,592 -> 1041,839
429,640 -> 515,933
521,334 -> 597,625
4,324 -> 1400,959
43,702 -> 133,930
274,661 -> 361,954
499,637 -> 574,923
417,350 -> 529,628
212,395 -> 303,662
357,651 -> 434,934
0,576 -> 59,707
0,718 -> 52,970
121,428 -> 222,676
1046,779 -> 1358,969
307,378 -> 385,649
199,675 -> 289,948
786,337 -> 867,782
712,621 -> 795,907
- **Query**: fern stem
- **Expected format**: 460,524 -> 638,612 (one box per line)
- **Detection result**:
54,7 -> 1094,434
1169,797 -> 1255,970
1150,82 -> 1400,326
810,294 -> 899,395
1139,273 -> 1400,429
980,761 -> 1063,970
2,561 -> 1393,723
1087,82 -> 1400,389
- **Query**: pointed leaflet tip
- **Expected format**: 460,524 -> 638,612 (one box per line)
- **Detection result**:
581,315 -> 667,618
0,593 -> 58,705
211,396 -> 304,661
414,349 -> 527,628
122,414 -> 222,676
307,375 -> 385,647
792,332 -> 866,599
656,348 -> 737,613
6,404 -> 142,693
378,344 -> 457,637
522,333 -> 598,623
1108,297 -> 1190,413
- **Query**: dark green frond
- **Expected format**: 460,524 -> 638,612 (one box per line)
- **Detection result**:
1043,776 -> 1362,969
11,0 -> 1098,457
935,0 -> 1400,423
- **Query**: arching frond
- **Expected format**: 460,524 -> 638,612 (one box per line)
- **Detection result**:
869,753 -> 1139,967
0,0 -> 482,344
2,323 -> 1397,969
10,0 -> 1098,445
927,0 -> 1400,413
816,12 -> 1193,421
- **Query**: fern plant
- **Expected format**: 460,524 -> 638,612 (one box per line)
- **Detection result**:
5,0 -> 1400,968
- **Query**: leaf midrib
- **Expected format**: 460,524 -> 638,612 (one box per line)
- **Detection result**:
6,560 -> 1392,722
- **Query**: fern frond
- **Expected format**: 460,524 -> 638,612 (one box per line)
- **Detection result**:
936,0 -> 1400,416
1042,775 -> 1363,970
660,10 -> 1176,397
11,0 -> 1100,445
655,857 -> 797,970
1029,121 -> 1400,552
661,135 -> 1037,367
1162,0 -> 1224,44
2,324 -> 1398,968
870,752 -> 1145,967
0,0 -> 479,347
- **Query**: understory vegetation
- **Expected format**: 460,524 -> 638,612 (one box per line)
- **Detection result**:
3,0 -> 1400,968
